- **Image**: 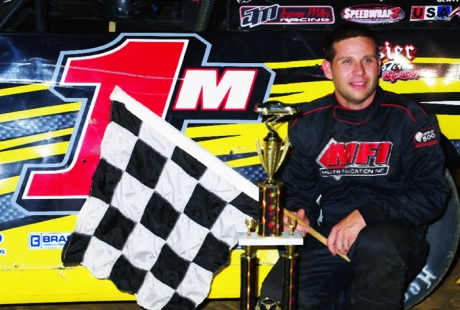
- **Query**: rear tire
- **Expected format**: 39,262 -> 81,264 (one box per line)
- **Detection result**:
404,169 -> 460,309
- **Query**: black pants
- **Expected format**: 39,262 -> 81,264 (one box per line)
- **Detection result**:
259,222 -> 429,310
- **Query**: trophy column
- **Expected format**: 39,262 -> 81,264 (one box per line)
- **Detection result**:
240,245 -> 257,310
281,244 -> 299,310
258,182 -> 282,237
240,219 -> 257,310
279,220 -> 300,310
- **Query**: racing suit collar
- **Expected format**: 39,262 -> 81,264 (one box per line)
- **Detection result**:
332,86 -> 384,124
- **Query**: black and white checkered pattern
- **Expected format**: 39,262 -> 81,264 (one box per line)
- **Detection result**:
62,87 -> 258,310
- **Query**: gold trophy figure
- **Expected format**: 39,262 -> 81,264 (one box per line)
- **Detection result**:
255,102 -> 299,237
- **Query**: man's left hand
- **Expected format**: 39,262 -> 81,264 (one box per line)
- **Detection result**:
327,210 -> 366,256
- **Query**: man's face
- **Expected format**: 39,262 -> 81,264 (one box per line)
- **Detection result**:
322,36 -> 381,110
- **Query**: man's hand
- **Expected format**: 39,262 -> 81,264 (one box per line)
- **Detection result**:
283,208 -> 310,237
327,210 -> 366,256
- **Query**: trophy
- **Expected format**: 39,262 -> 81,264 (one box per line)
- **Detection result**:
239,102 -> 301,310
255,101 -> 299,237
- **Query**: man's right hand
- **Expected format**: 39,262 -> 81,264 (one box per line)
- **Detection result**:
283,208 -> 310,237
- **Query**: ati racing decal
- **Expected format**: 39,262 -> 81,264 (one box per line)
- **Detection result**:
8,34 -> 273,226
341,4 -> 404,24
410,6 -> 452,21
317,139 -> 393,180
414,127 -> 438,148
240,5 -> 334,28
380,41 -> 419,83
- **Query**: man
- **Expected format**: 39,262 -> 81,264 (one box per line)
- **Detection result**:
259,23 -> 450,309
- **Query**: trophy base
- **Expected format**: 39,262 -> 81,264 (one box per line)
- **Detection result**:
238,232 -> 304,246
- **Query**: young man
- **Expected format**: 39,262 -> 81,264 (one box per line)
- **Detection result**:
259,23 -> 450,309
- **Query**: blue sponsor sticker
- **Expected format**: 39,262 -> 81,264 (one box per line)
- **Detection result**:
0,233 -> 5,255
29,233 -> 71,249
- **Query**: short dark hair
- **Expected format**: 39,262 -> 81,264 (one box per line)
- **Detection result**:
324,23 -> 379,62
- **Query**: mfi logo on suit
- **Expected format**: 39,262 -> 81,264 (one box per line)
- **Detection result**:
316,139 -> 393,180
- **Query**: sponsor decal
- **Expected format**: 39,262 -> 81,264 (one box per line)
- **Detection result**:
410,6 -> 452,21
414,127 -> 438,148
380,41 -> 420,83
317,139 -> 393,180
0,233 -> 4,255
240,5 -> 334,28
29,233 -> 71,249
11,34 -> 272,223
341,4 -> 404,24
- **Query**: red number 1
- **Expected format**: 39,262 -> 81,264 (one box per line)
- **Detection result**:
25,39 -> 186,198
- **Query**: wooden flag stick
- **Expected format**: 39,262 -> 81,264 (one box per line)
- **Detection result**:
284,209 -> 350,262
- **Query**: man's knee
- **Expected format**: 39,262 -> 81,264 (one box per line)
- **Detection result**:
352,223 -> 416,259
351,223 -> 429,282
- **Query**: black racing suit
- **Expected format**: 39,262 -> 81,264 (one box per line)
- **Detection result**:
260,86 -> 450,309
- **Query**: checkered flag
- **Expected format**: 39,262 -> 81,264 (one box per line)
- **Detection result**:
62,87 -> 258,309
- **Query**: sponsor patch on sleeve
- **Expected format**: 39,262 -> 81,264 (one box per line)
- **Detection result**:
414,127 -> 438,148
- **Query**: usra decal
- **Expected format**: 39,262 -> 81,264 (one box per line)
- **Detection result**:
410,6 -> 452,21
380,41 -> 420,83
240,5 -> 334,28
414,127 -> 438,148
316,139 -> 393,180
341,4 -> 404,24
